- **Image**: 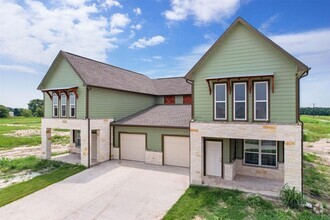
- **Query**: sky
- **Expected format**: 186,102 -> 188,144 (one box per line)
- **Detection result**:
0,0 -> 329,108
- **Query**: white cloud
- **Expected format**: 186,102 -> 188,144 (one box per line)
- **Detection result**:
131,24 -> 142,30
109,13 -> 131,35
0,65 -> 37,75
152,56 -> 162,60
102,0 -> 122,8
164,0 -> 241,24
140,56 -> 162,62
0,0 -> 117,65
133,7 -> 142,15
259,14 -> 279,34
129,35 -> 166,49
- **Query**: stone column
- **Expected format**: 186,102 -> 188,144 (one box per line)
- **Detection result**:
190,123 -> 203,184
284,139 -> 302,191
41,127 -> 51,159
80,123 -> 89,167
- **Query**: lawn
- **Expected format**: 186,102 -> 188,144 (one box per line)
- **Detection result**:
0,156 -> 85,207
301,115 -> 330,142
0,117 -> 69,150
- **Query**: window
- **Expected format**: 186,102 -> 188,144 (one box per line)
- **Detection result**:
52,93 -> 59,117
244,139 -> 277,167
233,82 -> 247,120
183,95 -> 192,104
254,81 -> 269,121
73,130 -> 81,148
214,83 -> 227,120
61,93 -> 67,117
164,96 -> 175,104
69,92 -> 75,117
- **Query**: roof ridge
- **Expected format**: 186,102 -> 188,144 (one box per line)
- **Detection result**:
154,76 -> 185,80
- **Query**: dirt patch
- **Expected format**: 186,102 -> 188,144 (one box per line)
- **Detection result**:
3,129 -> 69,137
0,145 -> 69,159
304,138 -> 330,165
0,171 -> 41,189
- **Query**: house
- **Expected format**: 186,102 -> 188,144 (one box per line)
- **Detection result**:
38,17 -> 309,195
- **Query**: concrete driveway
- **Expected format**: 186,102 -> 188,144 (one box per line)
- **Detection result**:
0,160 -> 189,220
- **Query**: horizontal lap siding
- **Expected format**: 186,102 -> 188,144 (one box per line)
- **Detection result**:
89,88 -> 155,120
193,23 -> 297,123
42,58 -> 86,119
114,126 -> 190,152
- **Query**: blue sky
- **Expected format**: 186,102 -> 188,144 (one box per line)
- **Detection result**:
0,0 -> 329,108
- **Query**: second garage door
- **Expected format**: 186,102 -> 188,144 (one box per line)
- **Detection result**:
120,133 -> 146,162
163,136 -> 189,167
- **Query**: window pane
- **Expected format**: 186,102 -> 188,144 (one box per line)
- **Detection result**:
235,102 -> 246,119
61,94 -> 66,104
255,83 -> 267,100
245,139 -> 259,152
54,107 -> 58,116
256,102 -> 267,119
235,83 -> 245,101
71,108 -> 75,117
261,154 -> 276,166
245,153 -> 259,165
216,103 -> 226,119
70,93 -> 75,104
216,84 -> 226,101
62,106 -> 66,116
261,140 -> 276,153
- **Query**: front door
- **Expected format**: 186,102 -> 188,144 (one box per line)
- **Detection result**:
205,141 -> 222,177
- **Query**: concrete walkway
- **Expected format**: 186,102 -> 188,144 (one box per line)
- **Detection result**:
0,160 -> 189,220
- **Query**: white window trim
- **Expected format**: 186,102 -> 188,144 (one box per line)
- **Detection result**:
233,82 -> 247,121
69,92 -> 76,118
52,93 -> 58,117
61,93 -> 67,117
254,81 -> 269,121
243,140 -> 277,168
214,83 -> 227,120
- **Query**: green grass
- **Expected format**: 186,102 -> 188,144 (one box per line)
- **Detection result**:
0,157 -> 85,207
301,115 -> 330,142
164,186 -> 329,220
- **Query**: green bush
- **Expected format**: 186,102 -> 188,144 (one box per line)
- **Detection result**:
21,109 -> 32,117
280,184 -> 305,209
0,105 -> 9,118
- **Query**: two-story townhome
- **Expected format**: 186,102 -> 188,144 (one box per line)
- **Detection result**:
187,17 -> 309,194
38,51 -> 191,167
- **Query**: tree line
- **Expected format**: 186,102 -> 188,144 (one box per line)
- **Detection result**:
0,99 -> 44,118
300,107 -> 330,116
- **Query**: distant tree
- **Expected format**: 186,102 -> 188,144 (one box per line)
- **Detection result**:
300,107 -> 330,116
13,108 -> 22,116
35,106 -> 44,117
0,105 -> 9,118
28,99 -> 44,117
21,109 -> 32,117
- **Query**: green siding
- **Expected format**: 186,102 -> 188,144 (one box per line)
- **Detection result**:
155,95 -> 184,105
222,139 -> 230,163
156,96 -> 164,104
89,88 -> 155,120
41,58 -> 86,119
192,23 -> 297,123
114,126 -> 189,152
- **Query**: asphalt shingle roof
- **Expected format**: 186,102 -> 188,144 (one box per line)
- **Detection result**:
112,105 -> 191,128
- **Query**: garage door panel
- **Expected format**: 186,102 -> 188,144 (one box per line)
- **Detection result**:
120,133 -> 145,162
164,136 -> 189,167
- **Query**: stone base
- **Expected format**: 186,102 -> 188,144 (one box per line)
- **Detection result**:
145,151 -> 163,165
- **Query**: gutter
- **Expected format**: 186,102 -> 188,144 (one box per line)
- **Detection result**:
86,86 -> 92,168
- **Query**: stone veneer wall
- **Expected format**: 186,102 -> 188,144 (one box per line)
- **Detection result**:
235,160 -> 284,180
190,121 -> 302,191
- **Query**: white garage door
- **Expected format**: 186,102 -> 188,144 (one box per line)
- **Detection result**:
164,136 -> 189,167
120,133 -> 146,162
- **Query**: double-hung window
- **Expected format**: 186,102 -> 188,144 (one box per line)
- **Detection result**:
254,81 -> 269,121
214,83 -> 227,120
233,82 -> 247,120
53,93 -> 59,117
69,92 -> 75,117
244,139 -> 277,167
61,93 -> 67,117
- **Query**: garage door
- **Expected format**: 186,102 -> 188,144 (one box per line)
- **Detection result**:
164,136 -> 189,167
120,133 -> 146,162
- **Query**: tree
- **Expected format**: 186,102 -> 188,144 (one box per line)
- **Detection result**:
28,99 -> 44,117
35,107 -> 44,117
0,105 -> 9,118
21,109 -> 32,117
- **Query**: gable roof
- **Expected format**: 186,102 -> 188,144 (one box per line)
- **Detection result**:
38,51 -> 191,96
185,17 -> 309,80
111,105 -> 191,128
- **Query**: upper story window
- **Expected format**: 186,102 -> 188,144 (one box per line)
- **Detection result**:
233,82 -> 247,120
244,139 -> 277,167
52,93 -> 59,117
214,83 -> 227,120
69,92 -> 76,117
61,93 -> 67,117
183,95 -> 192,104
164,96 -> 175,105
254,81 -> 269,121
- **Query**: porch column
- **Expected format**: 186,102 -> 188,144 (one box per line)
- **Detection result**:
284,139 -> 302,191
190,124 -> 203,185
80,124 -> 89,167
41,127 -> 51,159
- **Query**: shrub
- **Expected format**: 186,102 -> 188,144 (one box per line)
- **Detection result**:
280,184 -> 305,209
21,109 -> 32,117
0,105 -> 9,118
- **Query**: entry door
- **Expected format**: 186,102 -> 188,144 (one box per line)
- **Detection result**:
205,141 -> 222,177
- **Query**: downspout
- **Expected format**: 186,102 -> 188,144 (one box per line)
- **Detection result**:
185,78 -> 193,184
297,68 -> 310,193
86,86 -> 92,168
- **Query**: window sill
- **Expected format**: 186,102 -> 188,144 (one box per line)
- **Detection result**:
242,163 -> 278,170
